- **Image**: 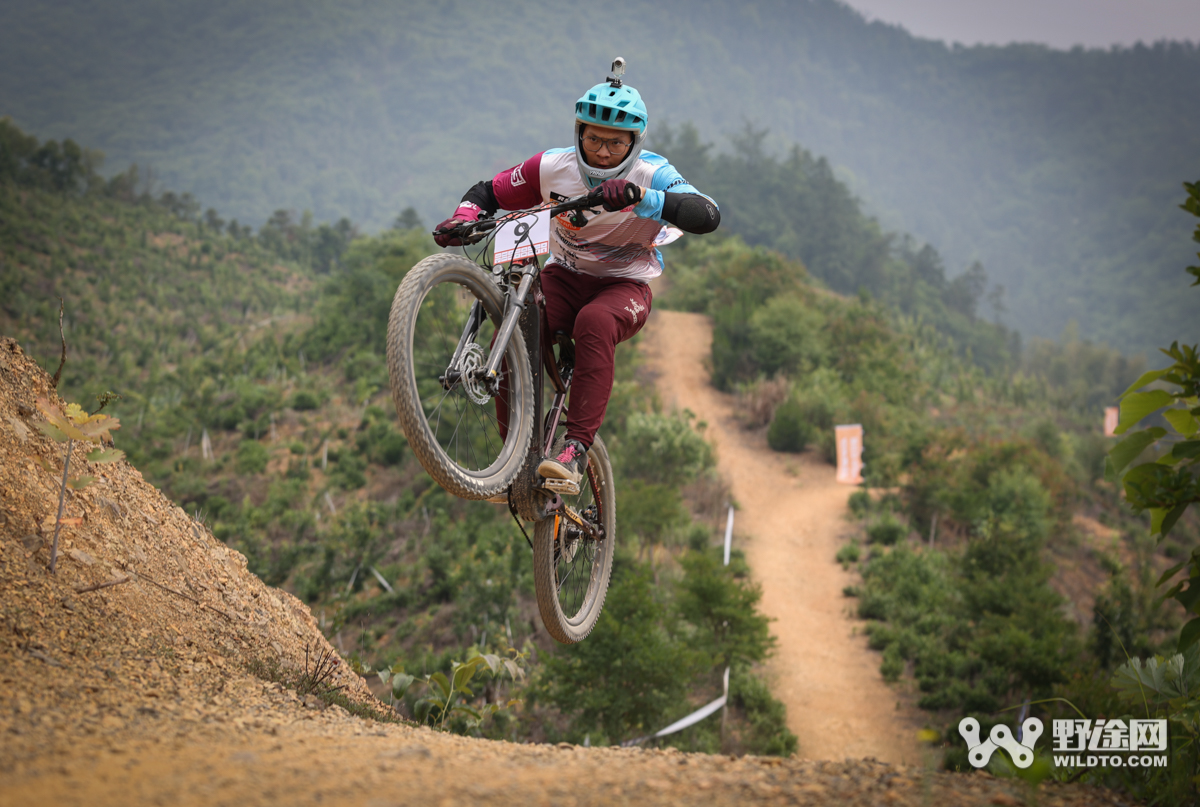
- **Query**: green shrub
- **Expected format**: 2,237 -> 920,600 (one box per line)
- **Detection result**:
290,390 -> 321,410
767,395 -> 814,452
748,294 -> 827,378
235,440 -> 270,474
730,670 -> 799,757
848,490 -> 872,518
536,556 -> 697,743
836,541 -> 861,569
621,411 -> 714,488
675,549 -> 775,670
330,451 -> 367,489
881,644 -> 904,682
357,419 -> 407,466
620,482 -> 688,549
866,513 -> 906,545
1029,419 -> 1063,459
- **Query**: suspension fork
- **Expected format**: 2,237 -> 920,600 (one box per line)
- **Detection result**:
482,268 -> 537,388
440,299 -> 486,387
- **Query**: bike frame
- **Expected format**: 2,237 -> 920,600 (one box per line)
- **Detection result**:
438,200 -> 605,536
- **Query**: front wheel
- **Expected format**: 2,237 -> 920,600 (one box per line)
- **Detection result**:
533,434 -> 616,644
386,253 -> 534,499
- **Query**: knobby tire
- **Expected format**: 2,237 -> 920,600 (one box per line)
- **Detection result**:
386,253 -> 534,499
532,435 -> 616,644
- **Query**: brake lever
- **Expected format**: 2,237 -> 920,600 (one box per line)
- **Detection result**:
433,219 -> 497,244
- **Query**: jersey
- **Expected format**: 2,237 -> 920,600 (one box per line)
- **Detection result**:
491,149 -> 713,282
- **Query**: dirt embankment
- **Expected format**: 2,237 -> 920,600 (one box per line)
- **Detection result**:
0,335 -> 1125,806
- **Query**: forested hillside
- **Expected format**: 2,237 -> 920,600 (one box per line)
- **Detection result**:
1,0 -> 1197,351
4,118 -> 1197,799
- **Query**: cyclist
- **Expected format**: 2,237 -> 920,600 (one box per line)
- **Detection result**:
434,62 -> 720,495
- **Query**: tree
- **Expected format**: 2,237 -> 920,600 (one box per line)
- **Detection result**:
393,206 -> 423,231
536,558 -> 696,743
675,549 -> 774,671
1106,179 -> 1200,649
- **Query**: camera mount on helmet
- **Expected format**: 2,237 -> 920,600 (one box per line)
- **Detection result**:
608,57 -> 625,88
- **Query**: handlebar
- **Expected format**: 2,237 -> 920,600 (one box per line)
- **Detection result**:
433,192 -> 602,243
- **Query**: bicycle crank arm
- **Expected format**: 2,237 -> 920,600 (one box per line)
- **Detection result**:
558,502 -> 605,542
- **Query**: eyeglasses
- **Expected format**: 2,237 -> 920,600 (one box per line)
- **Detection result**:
581,134 -> 632,155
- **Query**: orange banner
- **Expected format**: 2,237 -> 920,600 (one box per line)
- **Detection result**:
1104,406 -> 1119,437
835,424 -> 864,484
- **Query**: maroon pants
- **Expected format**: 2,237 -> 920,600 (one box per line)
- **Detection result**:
495,264 -> 653,451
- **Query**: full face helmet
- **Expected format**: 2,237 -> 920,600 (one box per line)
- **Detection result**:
574,57 -> 648,188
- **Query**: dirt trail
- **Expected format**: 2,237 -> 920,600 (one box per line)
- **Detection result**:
0,335 -> 1123,806
641,310 -> 927,765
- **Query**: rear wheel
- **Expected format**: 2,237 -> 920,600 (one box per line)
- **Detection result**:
386,253 -> 533,499
532,434 -> 616,644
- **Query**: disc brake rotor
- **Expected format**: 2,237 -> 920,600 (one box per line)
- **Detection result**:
560,534 -> 579,564
458,342 -> 490,405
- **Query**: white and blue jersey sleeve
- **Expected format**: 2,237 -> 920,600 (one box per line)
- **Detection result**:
632,152 -> 717,222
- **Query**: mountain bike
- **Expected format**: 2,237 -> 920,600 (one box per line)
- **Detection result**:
385,193 -> 615,644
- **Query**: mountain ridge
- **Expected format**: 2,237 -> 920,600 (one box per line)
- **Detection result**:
2,0 -> 1197,349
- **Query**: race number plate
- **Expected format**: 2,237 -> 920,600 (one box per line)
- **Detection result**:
493,210 -> 550,264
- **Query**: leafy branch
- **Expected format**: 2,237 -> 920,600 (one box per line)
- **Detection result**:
1110,644 -> 1200,767
1105,179 -> 1200,650
1182,179 -> 1200,288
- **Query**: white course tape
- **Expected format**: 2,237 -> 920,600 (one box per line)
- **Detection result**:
623,667 -> 730,747
650,693 -> 727,738
724,505 -> 734,566
622,512 -> 738,748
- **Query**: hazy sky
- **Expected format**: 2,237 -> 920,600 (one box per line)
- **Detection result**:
841,0 -> 1200,48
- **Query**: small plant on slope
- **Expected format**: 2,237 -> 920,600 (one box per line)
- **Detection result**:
409,650 -> 525,732
34,393 -> 124,573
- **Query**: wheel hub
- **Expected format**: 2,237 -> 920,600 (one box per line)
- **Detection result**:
458,342 -> 490,405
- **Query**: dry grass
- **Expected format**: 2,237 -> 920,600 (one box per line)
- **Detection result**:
734,377 -> 790,430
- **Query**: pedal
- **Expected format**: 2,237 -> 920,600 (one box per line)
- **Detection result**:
541,478 -> 581,496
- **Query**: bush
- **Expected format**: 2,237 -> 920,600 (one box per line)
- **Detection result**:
330,451 -> 368,489
621,411 -> 714,488
748,294 -> 827,378
675,549 -> 775,670
290,390 -> 321,410
836,541 -> 861,569
848,489 -> 872,518
735,376 -> 790,429
235,440 -> 270,474
867,513 -> 907,545
730,670 -> 799,757
767,395 -> 814,452
357,419 -> 407,467
881,644 -> 904,682
536,556 -> 698,743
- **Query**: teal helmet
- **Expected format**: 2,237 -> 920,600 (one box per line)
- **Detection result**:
574,57 -> 648,187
